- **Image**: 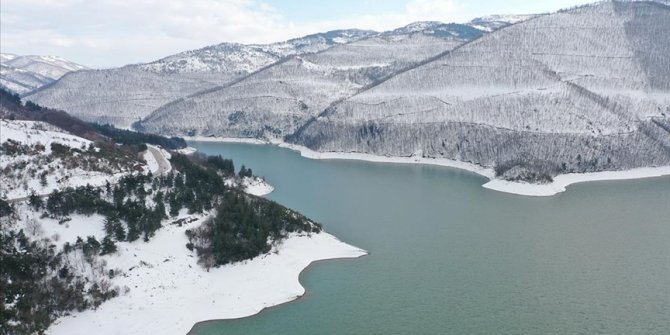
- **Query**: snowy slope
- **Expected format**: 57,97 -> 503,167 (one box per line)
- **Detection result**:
468,14 -> 537,32
0,54 -> 87,94
138,24 -> 481,138
0,116 -> 367,335
0,120 -> 134,199
288,1 -> 670,180
26,30 -> 376,128
43,217 -> 364,335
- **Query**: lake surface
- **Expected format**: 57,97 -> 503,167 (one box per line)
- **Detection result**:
188,141 -> 670,335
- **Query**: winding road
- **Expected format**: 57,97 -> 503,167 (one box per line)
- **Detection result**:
147,145 -> 171,175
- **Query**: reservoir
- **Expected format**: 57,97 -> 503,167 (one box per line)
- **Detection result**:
189,141 -> 670,335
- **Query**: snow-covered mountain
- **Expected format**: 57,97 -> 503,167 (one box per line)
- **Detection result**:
137,23 -> 483,138
141,29 -> 377,74
467,14 -> 537,32
288,1 -> 670,181
0,54 -> 87,94
26,30 -> 376,127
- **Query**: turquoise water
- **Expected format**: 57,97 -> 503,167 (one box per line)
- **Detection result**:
188,141 -> 670,335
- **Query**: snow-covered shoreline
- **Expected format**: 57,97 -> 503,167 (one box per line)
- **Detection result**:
242,176 -> 275,196
186,137 -> 670,197
44,210 -> 366,335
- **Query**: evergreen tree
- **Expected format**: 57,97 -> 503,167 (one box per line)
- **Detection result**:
103,214 -> 120,237
100,236 -> 117,255
113,221 -> 126,241
28,192 -> 43,211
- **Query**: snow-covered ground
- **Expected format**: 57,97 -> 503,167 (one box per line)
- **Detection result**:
188,137 -> 670,197
0,119 -> 92,154
482,166 -> 670,196
184,136 -> 268,144
44,211 -> 365,335
141,149 -> 159,174
242,176 -> 275,196
0,120 -> 130,200
174,146 -> 197,155
17,206 -> 107,250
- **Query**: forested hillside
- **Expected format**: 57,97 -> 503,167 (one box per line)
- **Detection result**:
288,1 -> 670,182
24,30 -> 376,128
138,23 -> 483,138
0,90 -> 322,333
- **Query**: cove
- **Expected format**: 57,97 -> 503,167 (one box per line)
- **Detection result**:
188,141 -> 670,335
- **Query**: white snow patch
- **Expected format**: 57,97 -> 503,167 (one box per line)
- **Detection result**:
141,149 -> 160,175
18,208 -> 107,250
483,166 -> 670,196
184,136 -> 268,144
174,146 -> 197,155
242,177 -> 274,196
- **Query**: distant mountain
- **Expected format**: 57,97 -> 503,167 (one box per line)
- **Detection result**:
26,30 -> 377,127
137,23 -> 484,138
0,53 -> 87,94
25,18 -> 521,129
287,1 -> 670,181
467,14 -> 536,32
141,29 -> 377,74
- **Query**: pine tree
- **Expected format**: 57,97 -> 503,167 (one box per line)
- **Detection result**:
100,236 -> 117,255
104,214 -> 120,237
28,192 -> 43,211
113,221 -> 126,241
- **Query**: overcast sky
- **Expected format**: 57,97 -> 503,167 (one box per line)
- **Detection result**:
1,0 -> 596,68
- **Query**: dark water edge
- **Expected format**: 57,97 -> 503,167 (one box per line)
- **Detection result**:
188,141 -> 670,335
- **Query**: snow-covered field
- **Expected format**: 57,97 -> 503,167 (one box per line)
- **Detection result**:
44,211 -> 365,335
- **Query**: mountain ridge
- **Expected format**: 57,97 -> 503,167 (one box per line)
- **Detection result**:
0,53 -> 87,95
286,0 -> 670,181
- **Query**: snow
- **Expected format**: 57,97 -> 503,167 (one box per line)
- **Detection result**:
184,136 -> 268,144
0,120 -> 143,200
0,53 -> 87,93
140,145 -> 171,175
17,207 -> 107,250
483,166 -> 670,196
242,176 -> 275,196
174,146 -> 197,155
45,214 -> 366,335
0,119 -> 92,154
141,149 -> 159,174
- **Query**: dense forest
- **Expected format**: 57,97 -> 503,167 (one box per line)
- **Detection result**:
92,123 -> 186,150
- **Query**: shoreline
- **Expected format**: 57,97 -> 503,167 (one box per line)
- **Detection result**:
188,254 -> 363,333
185,136 -> 670,197
46,218 -> 367,335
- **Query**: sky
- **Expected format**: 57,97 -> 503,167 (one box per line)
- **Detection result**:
1,0 -> 597,68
